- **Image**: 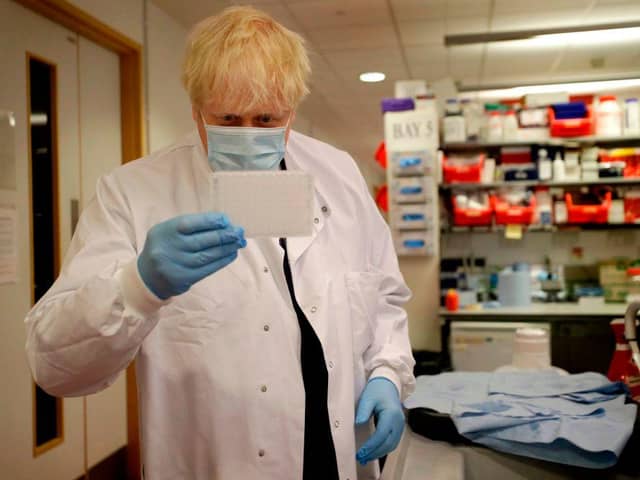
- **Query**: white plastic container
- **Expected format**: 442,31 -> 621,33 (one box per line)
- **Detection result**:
512,328 -> 551,370
624,98 -> 640,136
535,189 -> 553,225
552,152 -> 565,181
461,99 -> 482,141
554,200 -> 568,224
443,98 -> 466,143
503,110 -> 519,141
609,199 -> 625,224
487,111 -> 503,142
537,148 -> 552,181
481,157 -> 496,184
597,95 -> 623,137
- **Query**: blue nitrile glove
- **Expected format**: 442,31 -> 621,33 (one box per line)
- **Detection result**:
355,377 -> 405,465
137,212 -> 246,300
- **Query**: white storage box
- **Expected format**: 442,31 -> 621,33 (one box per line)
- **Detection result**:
450,321 -> 551,372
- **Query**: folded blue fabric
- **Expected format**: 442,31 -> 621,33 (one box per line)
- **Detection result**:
404,372 -> 637,469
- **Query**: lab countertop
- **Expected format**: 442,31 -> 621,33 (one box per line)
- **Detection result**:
440,303 -> 628,318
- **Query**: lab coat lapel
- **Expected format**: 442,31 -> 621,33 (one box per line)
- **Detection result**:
286,188 -> 326,265
283,149 -> 329,266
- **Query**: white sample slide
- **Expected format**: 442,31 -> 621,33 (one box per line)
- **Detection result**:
211,170 -> 314,238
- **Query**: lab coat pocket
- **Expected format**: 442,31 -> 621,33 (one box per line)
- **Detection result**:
345,271 -> 383,358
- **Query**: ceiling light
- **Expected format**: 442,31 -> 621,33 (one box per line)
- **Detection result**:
360,72 -> 386,83
462,78 -> 640,99
531,26 -> 640,46
444,21 -> 640,47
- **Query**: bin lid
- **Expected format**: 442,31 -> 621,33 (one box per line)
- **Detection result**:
381,97 -> 415,113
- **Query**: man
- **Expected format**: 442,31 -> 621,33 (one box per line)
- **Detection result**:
25,6 -> 415,480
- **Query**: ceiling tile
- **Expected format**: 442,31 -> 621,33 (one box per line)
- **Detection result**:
397,20 -> 445,46
582,3 -> 640,23
446,16 -> 490,35
493,0 -> 591,15
286,0 -> 391,29
446,0 -> 491,18
448,44 -> 483,78
389,0 -> 447,22
411,62 -> 449,82
323,46 -> 406,74
306,24 -> 399,51
405,44 -> 448,65
490,9 -> 588,31
557,42 -> 640,73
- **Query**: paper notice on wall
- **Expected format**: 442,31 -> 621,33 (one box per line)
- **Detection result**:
0,111 -> 16,191
0,206 -> 17,284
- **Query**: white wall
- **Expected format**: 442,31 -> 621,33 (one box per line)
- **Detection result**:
69,0 -> 144,45
146,1 -> 194,152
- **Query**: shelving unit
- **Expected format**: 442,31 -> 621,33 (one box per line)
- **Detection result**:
440,178 -> 640,191
442,135 -> 640,150
443,223 -> 640,234
439,135 -> 640,232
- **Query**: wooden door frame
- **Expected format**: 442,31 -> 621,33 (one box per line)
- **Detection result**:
14,1 -> 144,479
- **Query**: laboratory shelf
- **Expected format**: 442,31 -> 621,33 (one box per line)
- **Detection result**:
441,223 -> 640,234
439,177 -> 640,190
442,135 -> 640,150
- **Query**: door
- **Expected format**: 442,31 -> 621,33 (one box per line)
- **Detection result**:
78,34 -> 128,471
0,1 -> 127,478
0,1 -> 83,478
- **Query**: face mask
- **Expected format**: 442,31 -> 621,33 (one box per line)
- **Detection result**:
202,114 -> 288,171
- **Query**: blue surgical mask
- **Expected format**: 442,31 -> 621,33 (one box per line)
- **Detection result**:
202,116 -> 288,171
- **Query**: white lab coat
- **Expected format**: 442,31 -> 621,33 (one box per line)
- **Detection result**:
25,131 -> 416,480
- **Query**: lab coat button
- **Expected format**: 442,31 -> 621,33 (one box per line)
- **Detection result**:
310,306 -> 317,313
314,217 -> 320,224
263,266 -> 269,273
260,385 -> 267,393
258,449 -> 265,457
334,420 -> 340,428
328,361 -> 334,369
321,205 -> 328,213
263,324 -> 270,332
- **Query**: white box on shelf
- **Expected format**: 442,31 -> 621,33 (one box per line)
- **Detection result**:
394,230 -> 435,256
390,204 -> 433,230
391,177 -> 433,204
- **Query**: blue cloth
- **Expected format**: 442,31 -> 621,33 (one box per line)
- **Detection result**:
404,372 -> 637,469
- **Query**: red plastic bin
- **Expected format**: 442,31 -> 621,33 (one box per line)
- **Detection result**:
452,195 -> 493,226
443,154 -> 484,184
565,191 -> 612,224
548,105 -> 594,137
492,195 -> 537,225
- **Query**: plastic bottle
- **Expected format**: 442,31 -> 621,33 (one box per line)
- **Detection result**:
537,148 -> 552,181
503,110 -> 519,141
553,151 -> 565,181
624,98 -> 640,136
461,99 -> 481,141
597,95 -> 623,137
445,289 -> 459,311
487,111 -> 503,142
443,98 -> 466,143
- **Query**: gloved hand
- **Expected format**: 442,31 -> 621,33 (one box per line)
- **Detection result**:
355,377 -> 405,465
137,212 -> 246,300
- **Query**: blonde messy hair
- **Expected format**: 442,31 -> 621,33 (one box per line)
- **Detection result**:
182,6 -> 311,112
